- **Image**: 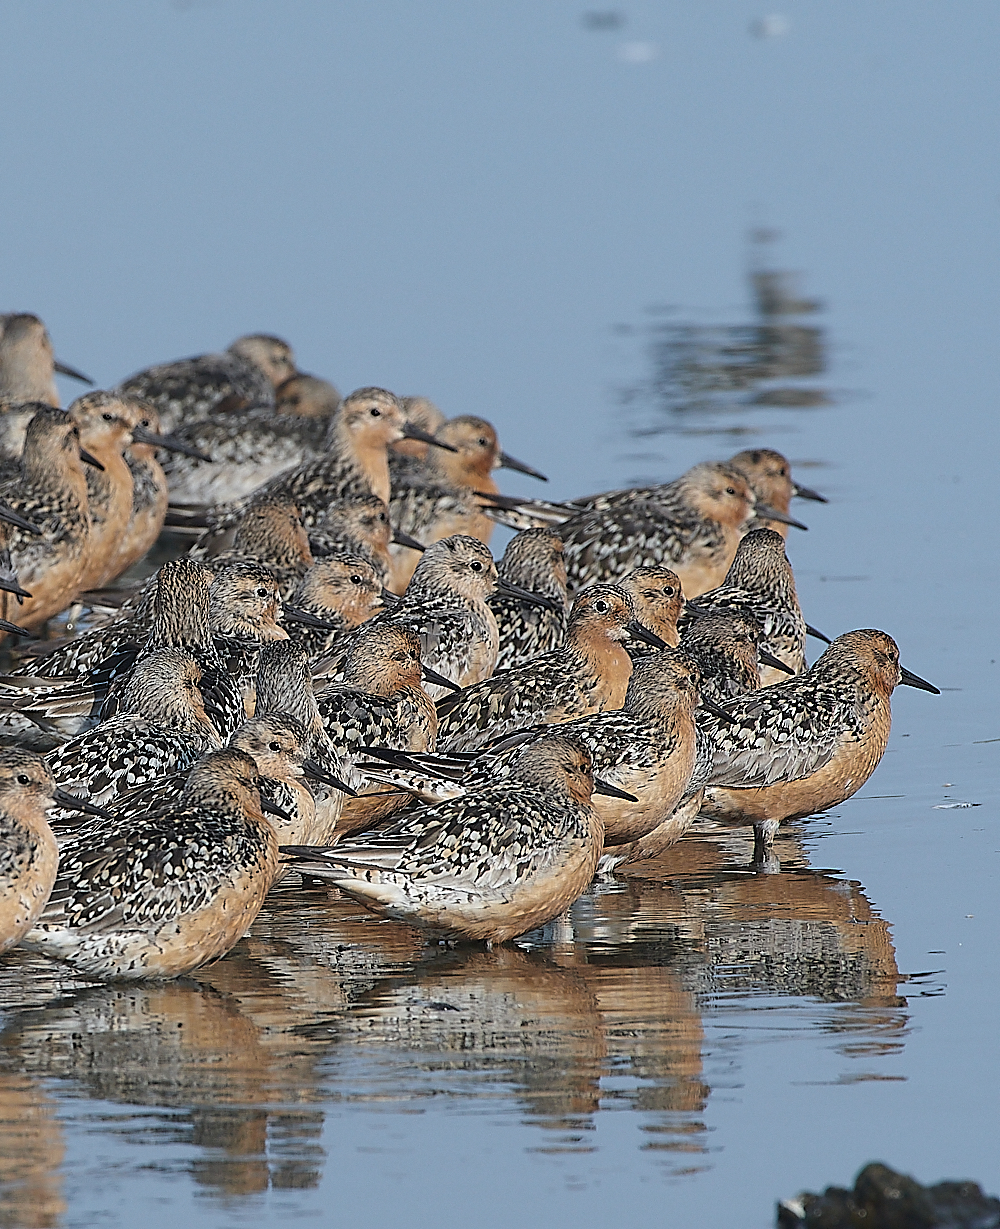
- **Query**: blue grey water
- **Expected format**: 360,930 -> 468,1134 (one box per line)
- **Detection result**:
1,2 -> 998,1226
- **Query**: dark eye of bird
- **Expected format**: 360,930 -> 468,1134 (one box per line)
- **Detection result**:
470,560 -> 483,572
350,575 -> 362,584
269,741 -> 281,751
595,600 -> 608,612
663,587 -> 674,596
102,412 -> 113,421
369,407 -> 381,417
726,486 -> 736,495
16,773 -> 30,785
478,437 -> 487,447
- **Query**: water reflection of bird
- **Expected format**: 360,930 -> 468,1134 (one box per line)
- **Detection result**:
698,630 -> 938,856
23,748 -> 281,980
282,733 -> 619,944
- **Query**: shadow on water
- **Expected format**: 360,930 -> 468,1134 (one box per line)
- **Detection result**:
0,820 -> 917,1217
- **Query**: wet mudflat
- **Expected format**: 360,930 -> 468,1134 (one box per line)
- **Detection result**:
0,257 -> 997,1229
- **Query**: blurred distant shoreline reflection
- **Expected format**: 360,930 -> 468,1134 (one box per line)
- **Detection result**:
619,232 -> 834,445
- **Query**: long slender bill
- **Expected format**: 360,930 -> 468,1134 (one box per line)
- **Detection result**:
497,451 -> 548,482
625,620 -> 667,650
900,665 -> 940,695
594,778 -> 639,802
754,502 -> 808,531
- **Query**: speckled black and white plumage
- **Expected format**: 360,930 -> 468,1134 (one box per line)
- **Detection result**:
281,733 -> 605,944
164,409 -> 331,506
44,648 -> 221,825
109,714 -> 322,860
23,748 -> 280,981
178,389 -> 413,558
0,407 -> 92,629
315,537 -> 502,699
0,749 -> 59,954
489,528 -> 569,671
435,585 -> 645,754
679,528 -> 807,683
116,335 -> 292,434
554,463 -> 757,598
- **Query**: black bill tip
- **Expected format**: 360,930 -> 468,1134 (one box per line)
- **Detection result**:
132,425 -> 212,462
498,451 -> 548,482
900,665 -> 940,695
422,664 -> 461,693
302,759 -> 359,796
0,503 -> 43,536
260,795 -> 295,823
52,788 -> 114,820
53,359 -> 94,386
392,528 -> 426,552
0,577 -> 33,600
496,576 -> 562,613
594,777 -> 639,802
755,502 -> 808,531
758,649 -> 795,675
806,623 -> 833,644
792,481 -> 828,503
0,618 -> 36,638
700,696 -> 739,724
625,619 -> 667,650
403,422 -> 458,452
282,604 -> 338,631
79,448 -> 105,471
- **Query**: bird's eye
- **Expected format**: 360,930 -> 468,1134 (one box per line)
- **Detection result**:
369,407 -> 381,417
350,575 -> 363,584
269,741 -> 281,752
470,560 -> 483,572
595,599 -> 608,612
102,412 -> 113,422
663,586 -> 675,596
726,486 -> 736,495
478,437 -> 488,447
16,773 -> 29,785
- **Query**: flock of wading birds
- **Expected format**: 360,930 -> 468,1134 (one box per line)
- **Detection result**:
0,315 -> 939,980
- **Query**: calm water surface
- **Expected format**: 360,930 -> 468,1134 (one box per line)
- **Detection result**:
1,256 -> 997,1229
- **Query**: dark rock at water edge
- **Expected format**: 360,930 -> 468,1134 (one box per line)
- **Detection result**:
778,1162 -> 1000,1229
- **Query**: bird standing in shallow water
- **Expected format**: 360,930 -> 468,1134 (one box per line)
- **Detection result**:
22,748 -> 282,981
281,732 -> 627,945
0,749 -> 59,953
697,629 -> 938,856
